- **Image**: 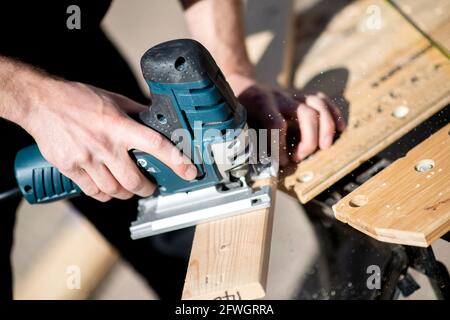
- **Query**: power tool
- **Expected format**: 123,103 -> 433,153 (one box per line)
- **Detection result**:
3,39 -> 275,238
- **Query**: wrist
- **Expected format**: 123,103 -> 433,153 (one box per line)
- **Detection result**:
222,61 -> 254,78
13,68 -> 45,132
0,60 -> 48,130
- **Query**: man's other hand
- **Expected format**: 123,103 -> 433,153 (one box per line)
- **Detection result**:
227,73 -> 346,166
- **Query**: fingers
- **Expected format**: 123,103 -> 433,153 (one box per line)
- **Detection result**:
294,104 -> 319,162
275,90 -> 346,162
83,163 -> 134,200
62,167 -> 112,202
105,154 -> 157,198
126,121 -> 197,181
305,95 -> 336,150
316,92 -> 346,132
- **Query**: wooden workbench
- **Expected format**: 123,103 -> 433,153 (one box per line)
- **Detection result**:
284,0 -> 450,203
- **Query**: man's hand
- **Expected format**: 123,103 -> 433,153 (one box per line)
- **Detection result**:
227,74 -> 346,166
1,60 -> 197,202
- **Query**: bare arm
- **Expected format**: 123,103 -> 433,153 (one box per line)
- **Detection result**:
0,57 -> 33,127
0,56 -> 196,201
182,0 -> 253,79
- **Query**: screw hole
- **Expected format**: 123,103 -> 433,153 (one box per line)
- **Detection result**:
349,195 -> 368,207
415,159 -> 435,172
175,57 -> 186,71
297,171 -> 314,183
156,114 -> 167,124
24,185 -> 32,193
392,105 -> 409,119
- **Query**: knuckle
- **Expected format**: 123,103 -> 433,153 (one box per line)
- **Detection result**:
309,96 -> 327,109
104,183 -> 121,195
301,107 -> 320,124
83,184 -> 100,197
120,192 -> 134,200
58,161 -> 77,173
91,134 -> 114,155
303,107 -> 319,121
300,138 -> 318,154
97,194 -> 112,202
316,91 -> 327,99
123,174 -> 143,192
301,143 -> 317,155
147,131 -> 164,149
77,151 -> 93,165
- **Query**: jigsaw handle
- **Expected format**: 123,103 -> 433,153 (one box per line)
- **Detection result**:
14,145 -> 82,204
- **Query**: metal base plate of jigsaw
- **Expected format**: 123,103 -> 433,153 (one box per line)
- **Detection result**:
130,181 -> 272,239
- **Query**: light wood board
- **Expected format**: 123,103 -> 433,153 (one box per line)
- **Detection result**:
333,123 -> 450,247
283,0 -> 450,203
391,0 -> 450,54
182,177 -> 277,300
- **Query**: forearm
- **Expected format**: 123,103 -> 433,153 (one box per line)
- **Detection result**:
0,56 -> 43,129
183,0 -> 253,78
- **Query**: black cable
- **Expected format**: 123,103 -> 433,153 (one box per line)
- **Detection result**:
0,187 -> 22,201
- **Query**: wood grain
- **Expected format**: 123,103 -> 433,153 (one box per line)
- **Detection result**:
391,0 -> 450,54
182,177 -> 277,300
284,0 -> 450,203
333,123 -> 450,247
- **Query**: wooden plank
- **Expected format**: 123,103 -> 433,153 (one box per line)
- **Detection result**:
333,123 -> 450,247
391,0 -> 450,54
182,177 -> 277,300
16,216 -> 118,299
283,0 -> 450,203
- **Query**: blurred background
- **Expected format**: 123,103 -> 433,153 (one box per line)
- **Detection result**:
12,0 -> 450,300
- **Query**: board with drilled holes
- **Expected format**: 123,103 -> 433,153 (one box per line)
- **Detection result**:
333,123 -> 450,247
